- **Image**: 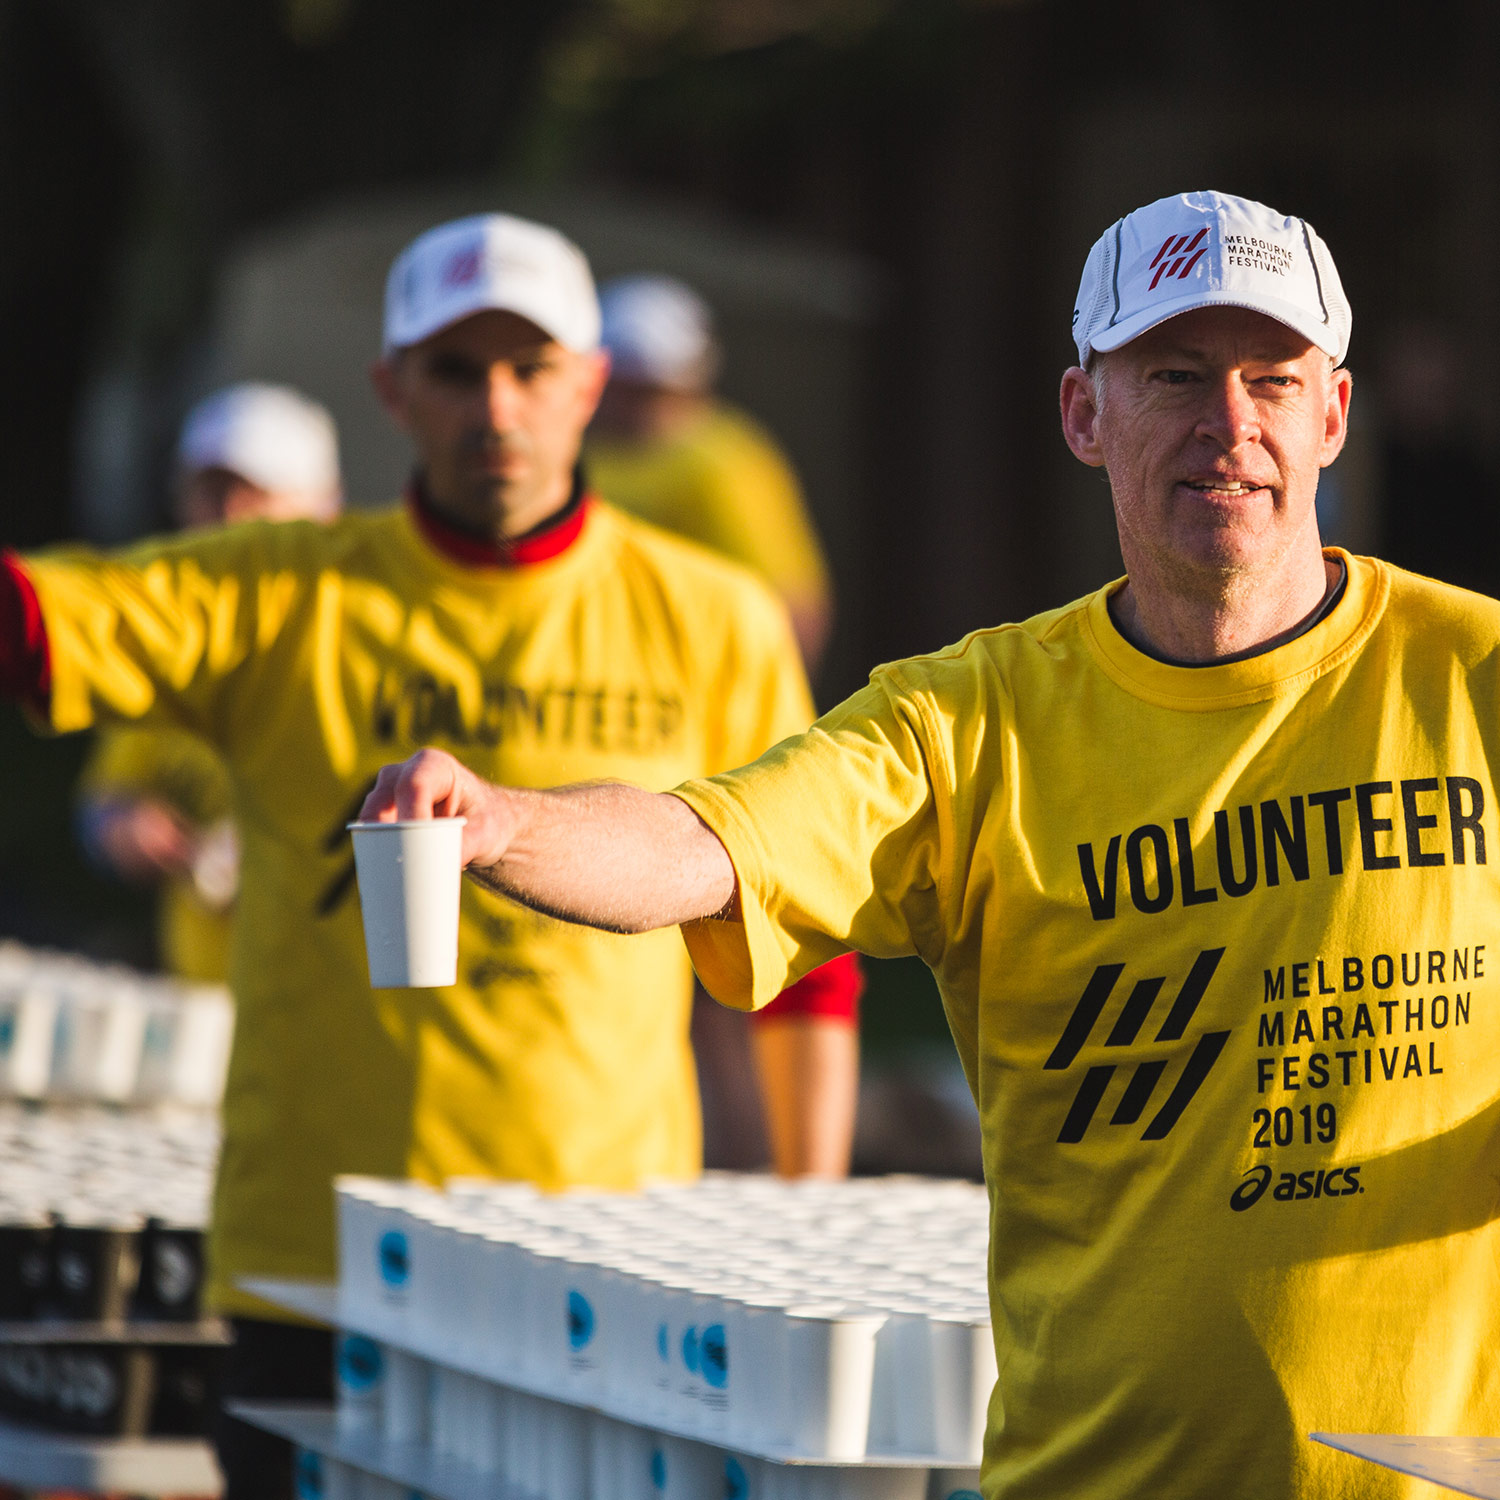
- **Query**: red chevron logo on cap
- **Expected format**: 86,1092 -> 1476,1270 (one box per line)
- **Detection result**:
441,246 -> 483,289
1148,228 -> 1209,291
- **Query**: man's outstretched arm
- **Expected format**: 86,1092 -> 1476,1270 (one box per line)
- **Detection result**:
359,748 -> 737,934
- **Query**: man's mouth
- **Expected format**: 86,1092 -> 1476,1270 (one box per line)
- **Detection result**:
1181,479 -> 1268,498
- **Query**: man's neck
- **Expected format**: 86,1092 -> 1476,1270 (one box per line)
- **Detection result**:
1110,549 -> 1342,665
421,469 -> 579,546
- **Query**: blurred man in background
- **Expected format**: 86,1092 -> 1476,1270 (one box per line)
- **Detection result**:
77,383 -> 342,982
0,213 -> 853,1498
587,275 -> 834,671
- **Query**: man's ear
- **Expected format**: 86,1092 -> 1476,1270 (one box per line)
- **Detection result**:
1060,365 -> 1107,468
575,348 -> 612,424
1319,365 -> 1353,469
370,356 -> 407,428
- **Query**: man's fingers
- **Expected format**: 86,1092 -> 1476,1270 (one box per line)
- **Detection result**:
358,749 -> 465,823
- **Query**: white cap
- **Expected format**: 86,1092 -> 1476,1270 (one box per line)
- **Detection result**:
1072,190 -> 1351,366
176,383 -> 340,496
382,213 -> 600,354
599,275 -> 718,389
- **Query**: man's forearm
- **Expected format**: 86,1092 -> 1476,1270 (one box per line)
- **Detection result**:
468,781 -> 736,932
360,749 -> 737,934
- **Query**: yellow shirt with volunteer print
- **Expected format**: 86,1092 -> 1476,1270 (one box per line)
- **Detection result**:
25,500 -> 812,1317
587,403 -> 830,613
675,550 -> 1500,1500
77,726 -> 236,984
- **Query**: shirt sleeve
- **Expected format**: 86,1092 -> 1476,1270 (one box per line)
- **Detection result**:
673,668 -> 949,1012
0,553 -> 51,704
20,525 -> 305,745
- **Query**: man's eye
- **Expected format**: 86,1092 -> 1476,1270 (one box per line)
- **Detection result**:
1259,375 -> 1295,387
427,356 -> 480,385
1158,369 -> 1196,384
514,360 -> 554,382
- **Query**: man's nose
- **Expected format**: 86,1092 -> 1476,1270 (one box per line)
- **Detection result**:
482,368 -> 524,429
1195,373 -> 1261,451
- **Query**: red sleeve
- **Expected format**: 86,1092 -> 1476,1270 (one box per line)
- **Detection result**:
751,951 -> 863,1026
0,553 -> 50,704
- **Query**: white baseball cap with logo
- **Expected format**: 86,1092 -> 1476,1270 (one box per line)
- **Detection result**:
382,213 -> 601,354
1071,190 -> 1351,367
177,383 -> 340,499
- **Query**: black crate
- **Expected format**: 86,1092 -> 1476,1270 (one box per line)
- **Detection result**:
148,1343 -> 222,1436
37,1225 -> 140,1322
0,1341 -> 156,1435
131,1223 -> 204,1322
0,1222 -> 52,1320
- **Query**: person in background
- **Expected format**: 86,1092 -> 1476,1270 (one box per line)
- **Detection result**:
0,213 -> 855,1499
587,275 -> 835,671
586,274 -> 859,1177
76,383 -> 342,982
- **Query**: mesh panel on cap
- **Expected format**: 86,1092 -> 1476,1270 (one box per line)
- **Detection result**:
1086,225 -> 1120,354
1309,232 -> 1352,362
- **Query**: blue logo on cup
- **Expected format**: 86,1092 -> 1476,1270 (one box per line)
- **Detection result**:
681,1324 -> 700,1374
725,1455 -> 749,1500
0,1012 -> 14,1052
943,1492 -> 982,1500
337,1333 -> 383,1390
656,1322 -> 669,1362
567,1289 -> 595,1350
293,1448 -> 323,1500
377,1230 -> 409,1287
650,1447 -> 667,1491
700,1322 -> 728,1389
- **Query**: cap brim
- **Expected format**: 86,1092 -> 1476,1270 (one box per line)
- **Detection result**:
1088,290 -> 1343,363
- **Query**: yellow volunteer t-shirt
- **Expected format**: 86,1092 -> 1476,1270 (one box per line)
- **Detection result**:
676,551 -> 1500,1500
26,500 -> 811,1316
587,403 -> 830,613
78,725 -> 236,983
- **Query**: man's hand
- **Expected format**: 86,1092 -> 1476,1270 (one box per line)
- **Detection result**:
87,798 -> 199,884
359,748 -> 737,933
359,748 -> 524,872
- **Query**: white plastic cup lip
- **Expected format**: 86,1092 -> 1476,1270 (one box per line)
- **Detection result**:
345,818 -> 469,831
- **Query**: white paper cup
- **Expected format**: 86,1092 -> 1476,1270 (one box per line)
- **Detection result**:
928,1313 -> 996,1463
380,1347 -> 430,1446
784,1306 -> 885,1460
348,818 -> 466,988
659,1435 -> 721,1499
333,1331 -> 384,1436
927,1469 -> 983,1500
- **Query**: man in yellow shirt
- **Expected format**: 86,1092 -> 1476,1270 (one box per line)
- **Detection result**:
366,191 -> 1500,1498
77,382 -> 343,982
0,213 -> 842,1498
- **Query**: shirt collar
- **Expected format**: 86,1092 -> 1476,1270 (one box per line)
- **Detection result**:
407,468 -> 590,568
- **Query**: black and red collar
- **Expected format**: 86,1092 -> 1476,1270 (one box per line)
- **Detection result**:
407,469 -> 590,568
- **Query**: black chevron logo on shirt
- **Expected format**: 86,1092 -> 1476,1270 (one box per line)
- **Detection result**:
1045,948 -> 1230,1143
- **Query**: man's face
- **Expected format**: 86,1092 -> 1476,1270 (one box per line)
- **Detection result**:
373,309 -> 610,535
1061,306 -> 1352,587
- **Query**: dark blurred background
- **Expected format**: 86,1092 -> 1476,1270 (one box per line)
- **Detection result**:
2,0 -> 1494,1155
